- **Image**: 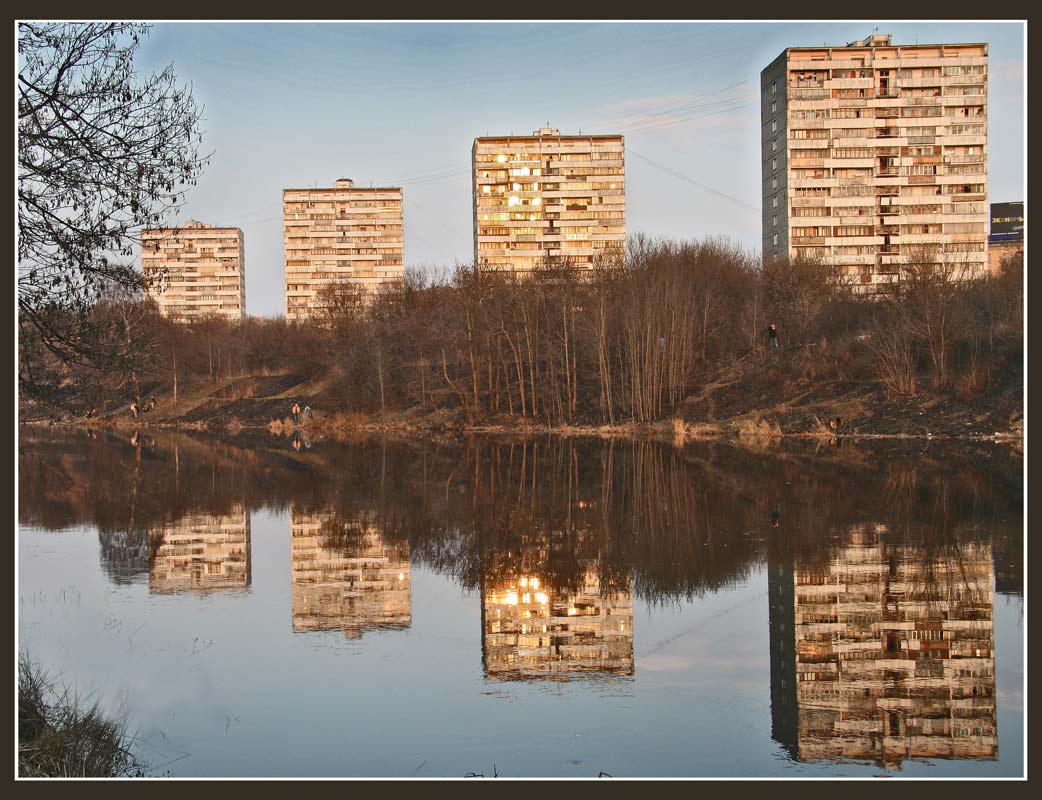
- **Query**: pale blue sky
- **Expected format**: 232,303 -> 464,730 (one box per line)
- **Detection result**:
135,21 -> 1025,317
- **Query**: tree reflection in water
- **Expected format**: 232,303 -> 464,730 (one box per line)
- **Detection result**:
18,428 -> 1022,764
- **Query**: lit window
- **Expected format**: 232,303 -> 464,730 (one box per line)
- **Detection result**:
532,197 -> 541,206
773,233 -> 779,246
508,196 -> 520,206
496,154 -> 507,163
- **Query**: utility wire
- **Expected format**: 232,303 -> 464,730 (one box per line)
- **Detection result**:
629,149 -> 760,213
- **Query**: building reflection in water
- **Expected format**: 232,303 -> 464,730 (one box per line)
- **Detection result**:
149,507 -> 251,594
290,509 -> 411,639
769,524 -> 996,769
482,569 -> 634,681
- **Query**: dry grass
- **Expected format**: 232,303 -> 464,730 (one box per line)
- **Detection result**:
810,415 -> 834,439
322,411 -> 369,432
18,654 -> 143,777
736,416 -> 782,440
955,365 -> 989,402
268,416 -> 296,436
671,419 -> 723,446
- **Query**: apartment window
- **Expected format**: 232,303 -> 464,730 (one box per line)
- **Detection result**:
772,177 -> 778,189
771,120 -> 778,133
772,215 -> 778,227
771,101 -> 777,114
771,139 -> 777,151
772,233 -> 779,246
772,196 -> 779,208
772,80 -> 778,95
772,158 -> 778,171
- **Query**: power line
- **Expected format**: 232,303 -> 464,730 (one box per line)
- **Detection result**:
619,97 -> 753,135
605,79 -> 750,131
629,149 -> 760,213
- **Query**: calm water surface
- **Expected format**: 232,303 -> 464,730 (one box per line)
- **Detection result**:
17,429 -> 1023,777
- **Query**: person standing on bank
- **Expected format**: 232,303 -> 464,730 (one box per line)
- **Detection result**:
768,322 -> 779,349
292,402 -> 301,425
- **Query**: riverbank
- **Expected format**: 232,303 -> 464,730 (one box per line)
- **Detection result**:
21,345 -> 1023,444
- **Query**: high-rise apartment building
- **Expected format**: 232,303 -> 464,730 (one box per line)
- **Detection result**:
283,178 -> 404,321
761,34 -> 988,291
141,221 -> 246,319
472,128 -> 625,274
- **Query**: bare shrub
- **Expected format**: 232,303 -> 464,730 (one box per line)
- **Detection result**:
864,314 -> 918,397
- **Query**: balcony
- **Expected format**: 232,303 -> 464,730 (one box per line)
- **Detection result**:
790,87 -> 830,99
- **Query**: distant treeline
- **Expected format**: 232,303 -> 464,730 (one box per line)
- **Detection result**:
19,236 -> 1024,424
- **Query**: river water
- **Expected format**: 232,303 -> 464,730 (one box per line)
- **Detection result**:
17,428 -> 1023,778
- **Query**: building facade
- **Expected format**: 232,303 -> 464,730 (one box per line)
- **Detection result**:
761,35 -> 988,291
987,201 -> 1023,274
472,128 -> 625,274
283,178 -> 404,321
141,221 -> 246,319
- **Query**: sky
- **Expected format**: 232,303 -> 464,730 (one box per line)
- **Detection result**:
134,21 -> 1026,318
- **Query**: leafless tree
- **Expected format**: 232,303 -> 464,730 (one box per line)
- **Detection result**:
18,22 -> 208,374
